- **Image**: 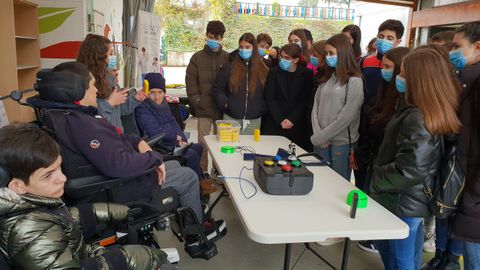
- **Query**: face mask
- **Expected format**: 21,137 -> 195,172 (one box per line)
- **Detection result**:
325,55 -> 338,68
310,56 -> 319,67
239,49 -> 253,60
376,38 -> 394,54
279,58 -> 293,71
381,69 -> 394,82
207,39 -> 220,50
258,48 -> 267,57
395,75 -> 407,93
449,48 -> 469,70
107,55 -> 117,70
295,41 -> 302,49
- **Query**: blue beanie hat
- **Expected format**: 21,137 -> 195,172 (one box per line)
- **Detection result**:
144,73 -> 166,91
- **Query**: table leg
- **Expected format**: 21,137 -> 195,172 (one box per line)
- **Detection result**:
284,244 -> 292,270
340,238 -> 351,270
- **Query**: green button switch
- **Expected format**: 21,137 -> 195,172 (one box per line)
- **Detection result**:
291,160 -> 302,167
346,190 -> 368,208
221,146 -> 235,154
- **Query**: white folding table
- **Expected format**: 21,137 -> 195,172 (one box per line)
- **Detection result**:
204,135 -> 408,270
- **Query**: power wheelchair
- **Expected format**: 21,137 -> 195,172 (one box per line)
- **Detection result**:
0,72 -> 220,267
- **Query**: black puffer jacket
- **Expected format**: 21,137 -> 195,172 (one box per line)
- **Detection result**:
371,106 -> 441,217
212,62 -> 266,119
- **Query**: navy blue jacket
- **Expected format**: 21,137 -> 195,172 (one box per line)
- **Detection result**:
135,99 -> 187,147
27,97 -> 163,202
360,54 -> 383,105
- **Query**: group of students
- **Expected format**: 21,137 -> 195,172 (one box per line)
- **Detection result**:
0,16 -> 479,270
186,19 -> 480,270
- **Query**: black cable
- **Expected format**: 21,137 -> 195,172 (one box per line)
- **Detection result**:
290,246 -> 307,270
235,145 -> 256,155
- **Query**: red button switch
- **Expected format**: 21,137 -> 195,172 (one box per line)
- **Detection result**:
281,165 -> 293,172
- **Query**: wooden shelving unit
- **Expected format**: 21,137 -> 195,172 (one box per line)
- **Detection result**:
0,0 -> 40,123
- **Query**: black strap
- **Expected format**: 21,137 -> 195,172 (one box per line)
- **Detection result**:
80,258 -> 101,270
102,249 -> 129,270
344,80 -> 352,151
76,204 -> 97,240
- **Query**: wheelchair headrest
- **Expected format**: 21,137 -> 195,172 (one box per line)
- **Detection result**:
35,69 -> 86,102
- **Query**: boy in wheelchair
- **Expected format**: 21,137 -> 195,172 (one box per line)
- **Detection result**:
0,123 -> 167,269
135,72 -> 217,194
26,62 -> 226,254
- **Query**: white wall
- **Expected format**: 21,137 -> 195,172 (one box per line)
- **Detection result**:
354,2 -> 411,54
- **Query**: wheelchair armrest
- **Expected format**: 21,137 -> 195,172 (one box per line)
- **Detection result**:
64,167 -> 158,199
145,133 -> 165,148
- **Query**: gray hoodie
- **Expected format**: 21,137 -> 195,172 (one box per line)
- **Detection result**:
97,74 -> 141,131
311,75 -> 363,146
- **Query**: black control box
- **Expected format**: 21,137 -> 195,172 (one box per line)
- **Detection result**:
253,157 -> 314,195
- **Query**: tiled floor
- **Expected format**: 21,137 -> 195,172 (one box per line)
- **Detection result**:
154,117 -> 433,269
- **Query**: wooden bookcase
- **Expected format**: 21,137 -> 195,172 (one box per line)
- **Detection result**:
0,0 -> 40,123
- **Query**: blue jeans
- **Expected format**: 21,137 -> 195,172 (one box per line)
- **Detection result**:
464,241 -> 480,270
435,218 -> 463,256
315,144 -> 352,181
375,217 -> 424,270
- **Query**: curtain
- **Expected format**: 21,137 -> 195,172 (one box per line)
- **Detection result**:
122,0 -> 156,87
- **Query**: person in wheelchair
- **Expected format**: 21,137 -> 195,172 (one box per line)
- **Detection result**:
135,73 -> 217,194
0,123 -> 167,269
27,62 -> 226,250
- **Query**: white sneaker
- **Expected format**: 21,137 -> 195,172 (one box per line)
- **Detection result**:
424,231 -> 436,253
316,238 -> 344,246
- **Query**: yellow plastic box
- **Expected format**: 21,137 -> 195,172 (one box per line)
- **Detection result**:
216,120 -> 240,142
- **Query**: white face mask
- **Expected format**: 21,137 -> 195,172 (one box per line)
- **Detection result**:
295,41 -> 302,49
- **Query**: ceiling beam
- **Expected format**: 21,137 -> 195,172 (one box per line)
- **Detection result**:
412,1 -> 480,28
358,0 -> 417,8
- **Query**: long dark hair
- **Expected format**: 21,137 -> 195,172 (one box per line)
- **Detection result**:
229,33 -> 268,95
77,34 -> 112,99
369,47 -> 411,125
320,34 -> 362,85
342,24 -> 362,59
289,29 -> 310,62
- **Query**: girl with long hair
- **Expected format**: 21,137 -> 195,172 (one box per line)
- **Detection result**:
342,24 -> 362,59
262,43 -> 313,151
371,48 -> 462,270
311,34 -> 363,181
354,47 -> 411,192
288,29 -> 310,65
213,33 -> 269,134
77,34 -> 147,132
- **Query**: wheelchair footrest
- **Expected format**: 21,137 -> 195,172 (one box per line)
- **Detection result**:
185,241 -> 218,260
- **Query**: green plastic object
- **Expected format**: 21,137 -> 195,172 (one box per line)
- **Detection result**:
221,146 -> 235,154
291,160 -> 302,167
346,190 -> 368,208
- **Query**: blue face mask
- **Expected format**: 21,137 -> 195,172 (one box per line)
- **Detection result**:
325,55 -> 338,68
310,56 -> 319,67
376,38 -> 394,55
107,55 -> 117,70
258,48 -> 267,57
381,68 -> 394,82
449,48 -> 468,70
207,39 -> 220,50
395,75 -> 407,93
279,58 -> 293,71
239,49 -> 253,60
